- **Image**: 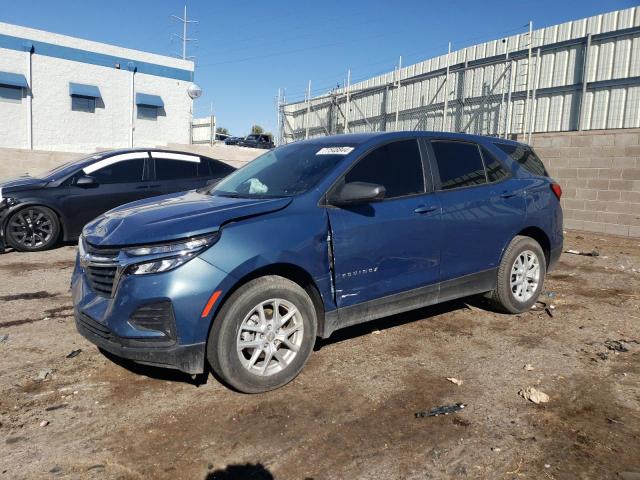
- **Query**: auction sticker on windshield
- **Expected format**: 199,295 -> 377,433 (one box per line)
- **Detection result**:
316,147 -> 354,155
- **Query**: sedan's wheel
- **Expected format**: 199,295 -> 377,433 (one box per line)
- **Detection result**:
208,276 -> 317,393
489,235 -> 546,313
5,206 -> 60,252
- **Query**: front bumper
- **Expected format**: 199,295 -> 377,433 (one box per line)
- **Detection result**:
76,311 -> 205,374
72,253 -> 234,375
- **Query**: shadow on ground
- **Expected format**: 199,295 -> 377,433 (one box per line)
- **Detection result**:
97,295 -> 493,387
204,463 -> 274,480
314,296 -> 490,350
99,348 -> 208,386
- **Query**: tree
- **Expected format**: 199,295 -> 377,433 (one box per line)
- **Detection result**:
217,127 -> 229,135
251,124 -> 264,135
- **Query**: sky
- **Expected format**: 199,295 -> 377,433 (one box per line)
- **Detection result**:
1,0 -> 636,136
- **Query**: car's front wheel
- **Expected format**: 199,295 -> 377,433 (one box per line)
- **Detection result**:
5,206 -> 60,252
489,235 -> 546,313
208,276 -> 317,393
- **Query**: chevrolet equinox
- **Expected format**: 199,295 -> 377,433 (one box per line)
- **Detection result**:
73,132 -> 563,393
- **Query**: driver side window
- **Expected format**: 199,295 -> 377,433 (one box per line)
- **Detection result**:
344,139 -> 424,199
89,159 -> 146,184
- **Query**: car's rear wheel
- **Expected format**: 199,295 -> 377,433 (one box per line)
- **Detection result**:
5,206 -> 60,252
208,276 -> 317,393
489,235 -> 546,313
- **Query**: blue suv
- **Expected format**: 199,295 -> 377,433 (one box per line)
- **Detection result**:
72,132 -> 563,393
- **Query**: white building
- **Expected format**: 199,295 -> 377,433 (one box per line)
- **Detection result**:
0,22 -> 195,152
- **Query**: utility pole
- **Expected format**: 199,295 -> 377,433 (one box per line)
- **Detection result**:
172,5 -> 198,60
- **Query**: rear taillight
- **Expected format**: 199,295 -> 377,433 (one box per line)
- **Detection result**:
551,183 -> 562,200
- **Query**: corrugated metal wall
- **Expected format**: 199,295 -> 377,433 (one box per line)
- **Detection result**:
280,7 -> 640,144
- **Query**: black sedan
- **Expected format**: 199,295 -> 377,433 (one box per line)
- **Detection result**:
0,148 -> 236,252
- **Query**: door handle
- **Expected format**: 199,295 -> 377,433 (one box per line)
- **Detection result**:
414,205 -> 438,214
500,191 -> 517,199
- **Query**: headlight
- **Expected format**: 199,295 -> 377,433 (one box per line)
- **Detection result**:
0,195 -> 18,209
124,233 -> 219,275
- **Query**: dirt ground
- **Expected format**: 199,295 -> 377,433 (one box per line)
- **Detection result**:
1,231 -> 639,480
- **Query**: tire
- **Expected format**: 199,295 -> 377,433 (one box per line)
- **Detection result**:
208,276 -> 317,393
5,206 -> 60,252
488,235 -> 546,314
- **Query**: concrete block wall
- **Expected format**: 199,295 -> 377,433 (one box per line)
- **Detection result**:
0,147 -> 85,179
526,129 -> 640,237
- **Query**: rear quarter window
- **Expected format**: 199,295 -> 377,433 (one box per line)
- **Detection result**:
494,143 -> 548,177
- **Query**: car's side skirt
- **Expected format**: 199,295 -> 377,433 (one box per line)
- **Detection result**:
320,268 -> 497,338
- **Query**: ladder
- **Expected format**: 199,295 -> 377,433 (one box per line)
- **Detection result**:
511,24 -> 533,137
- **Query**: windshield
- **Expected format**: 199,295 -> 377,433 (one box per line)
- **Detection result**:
212,142 -> 355,198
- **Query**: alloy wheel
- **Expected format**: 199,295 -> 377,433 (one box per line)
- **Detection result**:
236,298 -> 304,376
510,250 -> 540,302
8,208 -> 54,249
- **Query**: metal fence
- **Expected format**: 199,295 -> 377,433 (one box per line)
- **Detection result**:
278,7 -> 640,145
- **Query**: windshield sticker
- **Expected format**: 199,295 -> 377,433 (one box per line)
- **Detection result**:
248,178 -> 268,194
316,146 -> 354,155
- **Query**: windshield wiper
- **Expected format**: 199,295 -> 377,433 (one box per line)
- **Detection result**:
215,192 -> 251,198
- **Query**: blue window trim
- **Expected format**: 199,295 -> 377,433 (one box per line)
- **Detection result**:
0,33 -> 192,82
69,82 -> 101,98
136,93 -> 164,108
0,70 -> 28,88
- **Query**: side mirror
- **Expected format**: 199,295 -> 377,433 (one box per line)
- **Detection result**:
329,181 -> 386,206
76,176 -> 98,188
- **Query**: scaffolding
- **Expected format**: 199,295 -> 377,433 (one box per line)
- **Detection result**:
277,8 -> 640,145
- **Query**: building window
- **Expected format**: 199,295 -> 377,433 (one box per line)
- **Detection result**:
0,85 -> 22,103
137,105 -> 158,120
71,96 -> 96,113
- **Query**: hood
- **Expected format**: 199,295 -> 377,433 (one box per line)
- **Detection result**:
0,176 -> 48,194
83,190 -> 293,247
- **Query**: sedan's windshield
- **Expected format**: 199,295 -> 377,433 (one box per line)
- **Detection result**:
42,153 -> 104,181
212,142 -> 355,198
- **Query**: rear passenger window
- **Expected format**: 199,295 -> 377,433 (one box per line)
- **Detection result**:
494,143 -> 548,176
155,159 -> 199,180
481,147 -> 509,183
431,141 -> 486,190
345,140 -> 424,199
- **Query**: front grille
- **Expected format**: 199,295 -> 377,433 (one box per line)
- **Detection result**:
86,265 -> 118,296
77,313 -> 112,341
84,241 -> 120,297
